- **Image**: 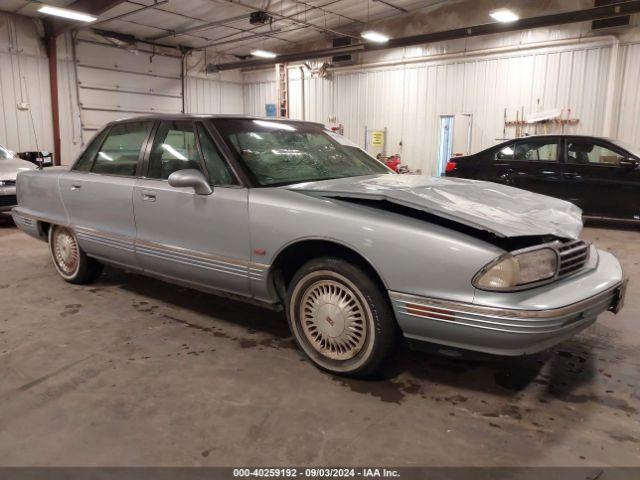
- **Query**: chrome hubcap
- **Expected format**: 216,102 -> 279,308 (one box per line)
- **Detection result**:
300,280 -> 367,360
53,228 -> 79,275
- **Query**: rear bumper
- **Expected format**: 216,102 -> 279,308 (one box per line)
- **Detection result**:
390,251 -> 626,356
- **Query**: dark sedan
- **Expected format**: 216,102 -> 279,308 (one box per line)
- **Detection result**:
445,135 -> 640,222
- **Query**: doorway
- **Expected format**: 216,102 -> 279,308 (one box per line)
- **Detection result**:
438,116 -> 454,176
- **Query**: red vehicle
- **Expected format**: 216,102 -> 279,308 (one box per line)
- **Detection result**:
385,154 -> 400,172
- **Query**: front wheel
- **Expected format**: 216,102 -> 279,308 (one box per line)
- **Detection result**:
286,257 -> 397,377
48,225 -> 103,284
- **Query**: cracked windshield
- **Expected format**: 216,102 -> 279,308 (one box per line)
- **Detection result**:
214,118 -> 391,186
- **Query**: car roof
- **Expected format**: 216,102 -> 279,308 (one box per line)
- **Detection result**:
504,134 -> 616,142
109,114 -> 325,128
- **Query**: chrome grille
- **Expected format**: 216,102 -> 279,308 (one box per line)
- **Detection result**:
557,240 -> 589,278
0,195 -> 17,207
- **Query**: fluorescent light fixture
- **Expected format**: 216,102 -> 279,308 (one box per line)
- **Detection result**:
251,49 -> 277,58
489,8 -> 519,23
98,152 -> 113,161
361,31 -> 389,43
253,120 -> 296,131
161,144 -> 187,160
38,5 -> 97,23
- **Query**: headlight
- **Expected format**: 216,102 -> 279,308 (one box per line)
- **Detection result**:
473,248 -> 558,291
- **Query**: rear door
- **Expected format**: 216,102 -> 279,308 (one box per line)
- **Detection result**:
562,137 -> 639,219
133,120 -> 251,296
59,120 -> 154,267
492,137 -> 563,198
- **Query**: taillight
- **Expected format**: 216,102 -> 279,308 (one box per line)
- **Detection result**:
445,161 -> 457,173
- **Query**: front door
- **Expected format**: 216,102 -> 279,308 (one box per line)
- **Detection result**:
133,120 -> 251,296
562,137 -> 640,219
60,120 -> 154,267
492,137 -> 564,198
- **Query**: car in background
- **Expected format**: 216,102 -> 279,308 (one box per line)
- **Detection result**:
17,151 -> 54,168
445,135 -> 640,222
1,143 -> 36,213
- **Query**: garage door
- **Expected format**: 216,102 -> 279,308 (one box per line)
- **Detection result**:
75,39 -> 182,136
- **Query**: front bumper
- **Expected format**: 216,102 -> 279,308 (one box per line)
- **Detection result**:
390,249 -> 626,356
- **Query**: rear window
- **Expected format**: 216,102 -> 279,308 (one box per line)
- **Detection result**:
92,121 -> 153,176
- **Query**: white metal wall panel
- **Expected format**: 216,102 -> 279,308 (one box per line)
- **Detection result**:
257,41 -> 618,175
614,43 -> 640,150
184,76 -> 243,115
243,80 -> 277,117
0,13 -> 53,155
74,39 -> 183,134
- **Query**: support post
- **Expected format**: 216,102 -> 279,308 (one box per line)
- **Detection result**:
45,33 -> 61,166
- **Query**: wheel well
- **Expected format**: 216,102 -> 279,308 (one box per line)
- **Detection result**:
38,221 -> 52,240
269,240 -> 387,302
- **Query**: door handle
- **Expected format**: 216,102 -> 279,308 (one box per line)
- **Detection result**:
70,183 -> 81,191
564,172 -> 582,180
141,190 -> 156,202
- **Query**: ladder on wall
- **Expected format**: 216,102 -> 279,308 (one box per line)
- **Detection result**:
276,63 -> 289,118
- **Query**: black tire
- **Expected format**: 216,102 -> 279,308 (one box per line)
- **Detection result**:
286,257 -> 397,377
48,225 -> 103,284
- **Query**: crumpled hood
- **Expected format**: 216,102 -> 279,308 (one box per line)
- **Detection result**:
0,158 -> 36,180
288,174 -> 583,239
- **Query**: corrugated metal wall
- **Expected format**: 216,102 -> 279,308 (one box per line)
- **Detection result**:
0,13 -> 53,155
246,40 -> 623,175
184,76 -> 243,115
614,43 -> 640,149
242,70 -> 277,117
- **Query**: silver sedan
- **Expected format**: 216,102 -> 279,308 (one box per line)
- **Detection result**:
11,116 -> 627,377
1,143 -> 36,213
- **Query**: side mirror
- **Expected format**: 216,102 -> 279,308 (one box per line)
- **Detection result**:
167,169 -> 213,195
619,158 -> 639,169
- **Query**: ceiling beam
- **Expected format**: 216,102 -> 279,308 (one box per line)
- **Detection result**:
92,0 -> 170,26
210,0 -> 361,40
210,0 -> 640,70
373,0 -> 409,14
146,13 -> 248,41
44,0 -> 128,37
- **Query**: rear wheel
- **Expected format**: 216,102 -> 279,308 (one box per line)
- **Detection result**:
48,225 -> 103,284
286,257 -> 397,377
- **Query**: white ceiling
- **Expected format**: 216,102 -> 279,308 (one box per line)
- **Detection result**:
2,0 -> 450,56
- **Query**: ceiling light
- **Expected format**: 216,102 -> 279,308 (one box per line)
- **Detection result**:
251,49 -> 277,58
361,30 -> 389,43
489,8 -> 519,23
38,5 -> 97,22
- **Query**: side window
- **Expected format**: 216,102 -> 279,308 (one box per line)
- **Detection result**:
513,140 -> 558,162
567,140 -> 625,166
196,123 -> 237,185
92,121 -> 153,176
148,122 -> 202,180
494,144 -> 514,160
73,127 -> 110,171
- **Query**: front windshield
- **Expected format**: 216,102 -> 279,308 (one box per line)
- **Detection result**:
0,144 -> 13,160
213,118 -> 391,186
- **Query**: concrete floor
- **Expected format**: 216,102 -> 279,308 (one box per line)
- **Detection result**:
0,215 -> 638,467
